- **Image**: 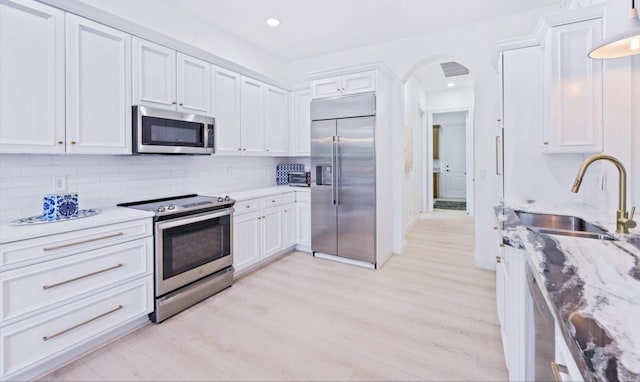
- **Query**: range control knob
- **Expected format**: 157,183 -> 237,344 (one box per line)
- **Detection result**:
157,206 -> 166,213
217,197 -> 224,202
167,204 -> 176,211
224,195 -> 231,201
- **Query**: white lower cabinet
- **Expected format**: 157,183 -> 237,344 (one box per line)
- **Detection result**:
0,218 -> 153,381
295,191 -> 311,252
233,192 -> 305,276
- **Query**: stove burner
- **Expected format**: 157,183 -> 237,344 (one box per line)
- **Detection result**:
118,194 -> 235,218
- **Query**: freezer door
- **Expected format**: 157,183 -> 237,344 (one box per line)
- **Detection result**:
311,119 -> 338,256
336,116 -> 375,263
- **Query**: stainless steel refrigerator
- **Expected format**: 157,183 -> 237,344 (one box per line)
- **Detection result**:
310,92 -> 376,265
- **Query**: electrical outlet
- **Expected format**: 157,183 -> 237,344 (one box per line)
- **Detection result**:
53,175 -> 67,192
226,167 -> 233,176
263,167 -> 269,175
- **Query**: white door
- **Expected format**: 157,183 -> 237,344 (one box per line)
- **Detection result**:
311,76 -> 341,99
291,88 -> 311,156
233,211 -> 261,273
441,122 -> 467,198
261,206 -> 283,259
212,66 -> 241,155
0,0 -> 65,154
295,202 -> 311,248
65,14 -> 132,155
282,203 -> 296,248
240,76 -> 264,155
177,53 -> 211,115
340,71 -> 375,95
264,85 -> 289,155
132,37 -> 176,111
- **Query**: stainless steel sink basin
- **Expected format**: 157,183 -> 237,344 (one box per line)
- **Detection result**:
515,210 -> 617,241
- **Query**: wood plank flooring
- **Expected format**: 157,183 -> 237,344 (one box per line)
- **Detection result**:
42,211 -> 506,381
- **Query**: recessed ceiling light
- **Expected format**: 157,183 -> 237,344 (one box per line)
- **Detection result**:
266,18 -> 281,27
447,82 -> 455,88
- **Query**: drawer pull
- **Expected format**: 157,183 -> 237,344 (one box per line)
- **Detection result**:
550,362 -> 568,382
43,263 -> 124,290
43,305 -> 123,341
43,232 -> 124,252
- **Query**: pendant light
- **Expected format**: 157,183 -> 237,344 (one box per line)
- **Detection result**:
588,0 -> 640,59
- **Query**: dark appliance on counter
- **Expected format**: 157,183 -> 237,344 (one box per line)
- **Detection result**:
288,171 -> 311,187
133,105 -> 215,155
118,194 -> 234,322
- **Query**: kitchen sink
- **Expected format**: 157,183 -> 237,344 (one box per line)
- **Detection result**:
515,210 -> 617,241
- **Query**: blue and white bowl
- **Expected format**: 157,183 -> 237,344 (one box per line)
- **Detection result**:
43,193 -> 79,220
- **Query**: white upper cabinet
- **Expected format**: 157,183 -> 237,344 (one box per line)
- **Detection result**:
132,37 -> 175,110
0,0 -> 65,154
176,53 -> 211,115
542,16 -> 603,153
132,37 -> 211,115
311,71 -> 376,99
264,85 -> 289,155
291,87 -> 311,156
240,75 -> 265,155
212,65 -> 242,155
65,14 -> 132,154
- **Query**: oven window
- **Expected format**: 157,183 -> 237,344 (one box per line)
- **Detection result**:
162,215 -> 231,280
142,116 -> 204,147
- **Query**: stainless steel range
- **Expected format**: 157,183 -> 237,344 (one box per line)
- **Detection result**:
118,194 -> 234,322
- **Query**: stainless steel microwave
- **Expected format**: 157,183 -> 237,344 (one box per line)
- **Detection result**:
133,106 -> 215,155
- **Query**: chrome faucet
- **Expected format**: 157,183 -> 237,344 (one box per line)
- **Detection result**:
571,154 -> 636,234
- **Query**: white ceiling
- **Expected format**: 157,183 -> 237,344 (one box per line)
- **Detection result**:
416,61 -> 475,92
164,0 -> 560,61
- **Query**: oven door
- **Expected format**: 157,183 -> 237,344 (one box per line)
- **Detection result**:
155,208 -> 233,296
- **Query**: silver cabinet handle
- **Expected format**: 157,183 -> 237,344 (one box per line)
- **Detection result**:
335,136 -> 341,205
495,135 -> 502,176
331,136 -> 337,205
43,232 -> 124,252
43,263 -> 123,290
550,362 -> 569,382
43,305 -> 123,341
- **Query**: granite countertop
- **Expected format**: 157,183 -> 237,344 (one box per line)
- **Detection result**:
497,201 -> 640,381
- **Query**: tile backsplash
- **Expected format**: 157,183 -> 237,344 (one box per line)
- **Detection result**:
0,154 -> 303,224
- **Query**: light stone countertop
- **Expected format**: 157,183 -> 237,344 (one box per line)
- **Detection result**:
497,201 -> 640,381
227,185 -> 309,201
0,207 -> 154,244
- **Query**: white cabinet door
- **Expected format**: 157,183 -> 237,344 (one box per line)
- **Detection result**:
212,65 -> 242,155
177,53 -> 211,115
282,203 -> 296,249
291,87 -> 311,156
311,76 -> 341,99
132,37 -> 176,111
65,14 -> 132,154
264,85 -> 289,155
341,71 -> 375,95
240,76 -> 264,155
261,206 -> 283,259
233,211 -> 261,272
0,0 -> 65,154
295,202 -> 311,250
543,18 -> 603,153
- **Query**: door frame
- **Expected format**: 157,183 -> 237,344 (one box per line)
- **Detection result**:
422,107 -> 474,215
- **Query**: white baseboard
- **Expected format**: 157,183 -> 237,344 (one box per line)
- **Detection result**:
313,252 -> 376,269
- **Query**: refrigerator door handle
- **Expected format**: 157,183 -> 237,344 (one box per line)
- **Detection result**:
335,135 -> 341,205
332,136 -> 337,205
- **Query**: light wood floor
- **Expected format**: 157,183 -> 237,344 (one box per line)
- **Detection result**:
42,212 -> 506,381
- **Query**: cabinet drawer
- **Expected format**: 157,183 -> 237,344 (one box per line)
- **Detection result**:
0,276 -> 152,379
296,191 -> 310,203
1,238 -> 153,325
234,199 -> 260,216
0,219 -> 152,271
261,193 -> 295,208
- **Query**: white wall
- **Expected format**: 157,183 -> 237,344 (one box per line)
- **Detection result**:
75,0 -> 288,82
402,76 -> 428,233
424,88 -> 474,111
0,155 -> 287,224
288,7 -> 552,255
